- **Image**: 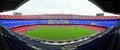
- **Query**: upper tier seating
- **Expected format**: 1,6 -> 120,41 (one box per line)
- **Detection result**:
0,15 -> 120,20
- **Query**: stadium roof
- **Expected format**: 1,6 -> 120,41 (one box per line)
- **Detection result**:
89,0 -> 120,15
0,0 -> 29,12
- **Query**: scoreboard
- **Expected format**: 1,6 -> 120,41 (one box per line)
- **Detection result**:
48,20 -> 69,24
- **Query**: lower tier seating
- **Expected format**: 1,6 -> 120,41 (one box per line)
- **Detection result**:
79,25 -> 107,32
11,25 -> 107,34
11,25 -> 40,34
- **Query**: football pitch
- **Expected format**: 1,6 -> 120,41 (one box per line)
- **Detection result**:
24,27 -> 96,40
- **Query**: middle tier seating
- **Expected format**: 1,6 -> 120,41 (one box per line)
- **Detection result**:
0,19 -> 119,29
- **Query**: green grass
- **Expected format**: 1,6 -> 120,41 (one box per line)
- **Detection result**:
24,27 -> 96,40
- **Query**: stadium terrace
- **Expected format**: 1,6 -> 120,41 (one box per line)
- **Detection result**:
0,14 -> 120,50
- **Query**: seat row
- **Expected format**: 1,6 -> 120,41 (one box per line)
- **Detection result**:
11,25 -> 107,34
0,15 -> 120,20
0,24 -> 61,50
0,25 -> 35,50
11,25 -> 40,34
75,23 -> 120,50
79,25 -> 107,32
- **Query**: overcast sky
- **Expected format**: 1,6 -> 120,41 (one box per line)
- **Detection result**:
0,0 -> 118,16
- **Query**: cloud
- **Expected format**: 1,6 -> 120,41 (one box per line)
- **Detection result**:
0,0 -> 118,16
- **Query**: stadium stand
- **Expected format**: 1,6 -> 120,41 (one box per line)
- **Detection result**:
0,24 -> 35,50
75,23 -> 120,50
11,25 -> 40,34
0,14 -> 120,50
0,15 -> 119,28
1,0 -> 120,50
78,25 -> 107,32
11,25 -> 106,34
0,14 -> 120,19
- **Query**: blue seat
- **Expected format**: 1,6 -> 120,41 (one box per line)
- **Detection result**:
0,19 -> 119,28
